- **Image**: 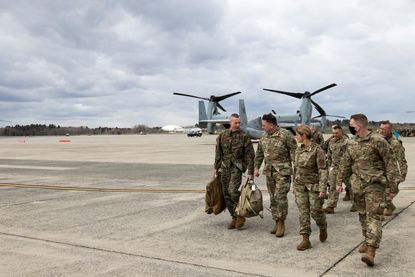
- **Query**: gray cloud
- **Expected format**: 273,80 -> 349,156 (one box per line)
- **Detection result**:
0,0 -> 414,127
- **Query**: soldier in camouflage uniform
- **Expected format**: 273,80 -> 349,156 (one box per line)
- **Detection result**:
293,125 -> 328,251
336,114 -> 400,266
214,114 -> 255,230
323,130 -> 354,208
311,126 -> 325,148
379,121 -> 408,216
254,113 -> 297,237
323,125 -> 348,214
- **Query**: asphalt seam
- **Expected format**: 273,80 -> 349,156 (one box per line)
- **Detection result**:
319,199 -> 415,276
0,231 -> 268,277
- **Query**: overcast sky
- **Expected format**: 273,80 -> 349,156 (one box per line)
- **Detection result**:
1,0 -> 414,127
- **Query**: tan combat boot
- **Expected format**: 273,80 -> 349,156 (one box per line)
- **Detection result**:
384,203 -> 396,216
275,220 -> 285,237
359,243 -> 368,253
343,191 -> 351,201
228,218 -> 236,229
270,220 -> 278,234
296,234 -> 311,251
361,246 -> 376,266
319,228 -> 328,242
235,216 -> 246,230
323,207 -> 335,214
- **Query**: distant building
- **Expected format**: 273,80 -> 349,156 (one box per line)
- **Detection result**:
161,125 -> 185,133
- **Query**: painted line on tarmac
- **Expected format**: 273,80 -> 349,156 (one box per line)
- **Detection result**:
0,183 -> 205,193
319,199 -> 415,276
0,165 -> 76,170
1,182 -> 414,194
0,231 -> 267,277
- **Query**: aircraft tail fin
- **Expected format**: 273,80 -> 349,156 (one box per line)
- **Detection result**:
239,99 -> 248,127
198,101 -> 208,128
320,116 -> 327,131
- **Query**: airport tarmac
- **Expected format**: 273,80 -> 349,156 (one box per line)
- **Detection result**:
0,134 -> 414,277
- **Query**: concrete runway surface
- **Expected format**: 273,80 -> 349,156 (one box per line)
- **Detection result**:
0,134 -> 414,277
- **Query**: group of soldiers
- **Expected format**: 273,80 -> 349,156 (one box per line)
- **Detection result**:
214,113 -> 407,267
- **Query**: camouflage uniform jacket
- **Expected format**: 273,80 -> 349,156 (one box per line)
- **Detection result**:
214,129 -> 255,175
294,142 -> 328,193
327,136 -> 348,168
386,135 -> 408,179
311,131 -> 325,148
336,131 -> 400,192
254,128 -> 297,177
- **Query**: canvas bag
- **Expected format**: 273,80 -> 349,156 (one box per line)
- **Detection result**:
205,173 -> 226,215
235,179 -> 263,218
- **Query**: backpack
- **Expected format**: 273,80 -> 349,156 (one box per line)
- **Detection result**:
235,180 -> 263,218
205,173 -> 226,215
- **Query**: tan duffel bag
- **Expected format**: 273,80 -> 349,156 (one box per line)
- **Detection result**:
235,179 -> 263,218
205,173 -> 226,215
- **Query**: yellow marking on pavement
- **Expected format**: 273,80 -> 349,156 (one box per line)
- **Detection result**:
0,183 -> 204,193
0,165 -> 76,171
1,183 -> 413,193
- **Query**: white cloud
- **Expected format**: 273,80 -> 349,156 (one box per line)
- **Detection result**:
0,0 -> 414,127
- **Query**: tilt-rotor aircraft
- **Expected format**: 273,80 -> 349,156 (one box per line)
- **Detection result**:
173,92 -> 264,139
263,83 -> 344,132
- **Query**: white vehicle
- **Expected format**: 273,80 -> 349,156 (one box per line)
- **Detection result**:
185,128 -> 202,137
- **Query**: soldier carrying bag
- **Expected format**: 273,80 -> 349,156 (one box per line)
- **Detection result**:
205,173 -> 226,215
235,179 -> 263,218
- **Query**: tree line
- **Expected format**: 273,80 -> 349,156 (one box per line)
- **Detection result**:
0,124 -> 163,136
1,120 -> 414,137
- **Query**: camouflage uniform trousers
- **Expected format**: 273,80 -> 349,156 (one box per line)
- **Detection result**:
220,164 -> 242,218
353,180 -> 385,248
384,183 -> 400,208
266,169 -> 291,221
327,167 -> 340,208
344,175 -> 354,204
294,187 -> 327,235
327,168 -> 354,207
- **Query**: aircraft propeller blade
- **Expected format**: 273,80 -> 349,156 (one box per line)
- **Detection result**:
326,114 -> 346,119
310,99 -> 326,116
214,91 -> 242,102
173,92 -> 210,101
312,114 -> 345,120
309,83 -> 337,97
263,88 -> 303,99
272,110 -> 277,115
216,102 -> 227,112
